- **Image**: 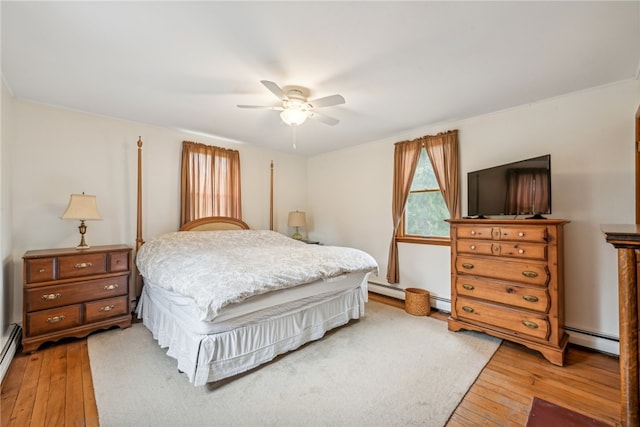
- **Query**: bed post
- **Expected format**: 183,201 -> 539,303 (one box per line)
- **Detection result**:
135,136 -> 145,301
270,160 -> 274,231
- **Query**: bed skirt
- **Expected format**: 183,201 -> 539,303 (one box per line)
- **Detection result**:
138,279 -> 369,386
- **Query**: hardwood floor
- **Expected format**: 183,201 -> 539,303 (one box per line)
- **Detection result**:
2,297 -> 621,427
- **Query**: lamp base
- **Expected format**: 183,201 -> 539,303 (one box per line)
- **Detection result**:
76,220 -> 90,250
292,228 -> 303,240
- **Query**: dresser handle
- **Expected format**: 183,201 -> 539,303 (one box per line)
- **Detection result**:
104,284 -> 119,291
100,305 -> 115,312
74,262 -> 93,269
518,249 -> 525,254
41,293 -> 61,301
462,306 -> 474,313
522,320 -> 538,329
470,230 -> 476,235
461,263 -> 474,269
522,270 -> 538,278
47,315 -> 65,324
462,284 -> 474,291
518,232 -> 525,237
38,268 -> 46,273
470,245 -> 476,250
523,295 -> 539,303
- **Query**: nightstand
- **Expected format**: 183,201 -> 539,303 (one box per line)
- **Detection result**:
22,244 -> 132,352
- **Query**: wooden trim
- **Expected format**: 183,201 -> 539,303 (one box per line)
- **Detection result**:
270,161 -> 274,231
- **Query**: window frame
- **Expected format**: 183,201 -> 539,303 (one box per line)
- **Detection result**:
395,149 -> 451,246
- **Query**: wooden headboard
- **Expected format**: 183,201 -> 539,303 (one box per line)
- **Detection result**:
179,216 -> 250,231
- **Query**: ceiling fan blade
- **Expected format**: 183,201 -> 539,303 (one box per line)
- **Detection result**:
237,105 -> 283,110
307,94 -> 345,109
261,80 -> 288,101
308,111 -> 340,126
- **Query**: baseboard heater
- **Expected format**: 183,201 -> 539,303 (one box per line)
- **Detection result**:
1,324 -> 22,383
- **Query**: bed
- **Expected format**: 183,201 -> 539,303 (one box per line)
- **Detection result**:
133,139 -> 378,386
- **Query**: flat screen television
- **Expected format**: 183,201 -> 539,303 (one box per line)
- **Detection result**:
467,154 -> 551,218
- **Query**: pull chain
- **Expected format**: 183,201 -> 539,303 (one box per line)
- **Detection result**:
292,126 -> 297,149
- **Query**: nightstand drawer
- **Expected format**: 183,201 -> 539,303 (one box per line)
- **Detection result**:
25,258 -> 56,283
27,305 -> 82,336
25,275 -> 129,311
85,296 -> 129,323
58,253 -> 107,279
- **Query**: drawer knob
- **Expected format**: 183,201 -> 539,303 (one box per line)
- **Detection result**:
38,268 -> 46,273
47,315 -> 65,324
470,245 -> 476,250
462,306 -> 474,313
470,230 -> 476,235
518,249 -> 525,254
74,262 -> 93,269
522,270 -> 538,278
100,305 -> 115,312
522,320 -> 538,329
518,232 -> 525,237
41,293 -> 61,301
462,284 -> 474,291
461,263 -> 474,270
104,284 -> 119,291
523,295 -> 539,303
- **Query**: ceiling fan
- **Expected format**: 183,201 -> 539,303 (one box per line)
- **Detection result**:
237,80 -> 345,126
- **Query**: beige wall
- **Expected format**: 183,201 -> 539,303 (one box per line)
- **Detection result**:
7,99 -> 308,324
308,79 -> 638,354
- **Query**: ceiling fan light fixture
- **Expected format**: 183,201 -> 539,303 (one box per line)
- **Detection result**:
280,107 -> 308,126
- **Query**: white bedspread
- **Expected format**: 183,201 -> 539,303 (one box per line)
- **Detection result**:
136,230 -> 378,321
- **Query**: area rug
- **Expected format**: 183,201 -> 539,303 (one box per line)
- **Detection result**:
526,397 -> 611,427
88,301 -> 500,427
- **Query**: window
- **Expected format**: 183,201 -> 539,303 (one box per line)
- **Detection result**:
387,130 -> 459,284
400,148 -> 450,241
180,141 -> 242,226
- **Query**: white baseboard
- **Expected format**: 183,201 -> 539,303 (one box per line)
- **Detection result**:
368,283 -> 619,355
1,324 -> 22,383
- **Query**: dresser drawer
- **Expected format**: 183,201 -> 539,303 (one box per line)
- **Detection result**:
455,297 -> 550,340
455,225 -> 548,243
456,239 -> 547,260
27,305 -> 82,336
25,258 -> 56,283
456,256 -> 549,286
25,275 -> 129,312
84,296 -> 129,323
455,276 -> 550,313
109,251 -> 130,272
58,253 -> 107,279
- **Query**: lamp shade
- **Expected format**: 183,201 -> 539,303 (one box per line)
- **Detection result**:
288,211 -> 306,228
61,194 -> 102,220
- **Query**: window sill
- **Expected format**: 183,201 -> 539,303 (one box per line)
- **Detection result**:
396,236 -> 450,246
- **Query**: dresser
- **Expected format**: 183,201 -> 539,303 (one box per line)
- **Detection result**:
22,244 -> 132,352
447,219 -> 569,366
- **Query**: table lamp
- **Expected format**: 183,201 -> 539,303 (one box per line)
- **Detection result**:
288,211 -> 306,240
61,193 -> 102,249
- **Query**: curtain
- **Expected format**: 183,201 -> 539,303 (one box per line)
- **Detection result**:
180,141 -> 242,226
505,169 -> 549,215
386,138 -> 422,284
424,130 -> 460,219
386,130 -> 460,284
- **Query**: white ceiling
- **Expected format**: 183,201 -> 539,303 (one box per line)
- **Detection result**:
2,1 -> 639,156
